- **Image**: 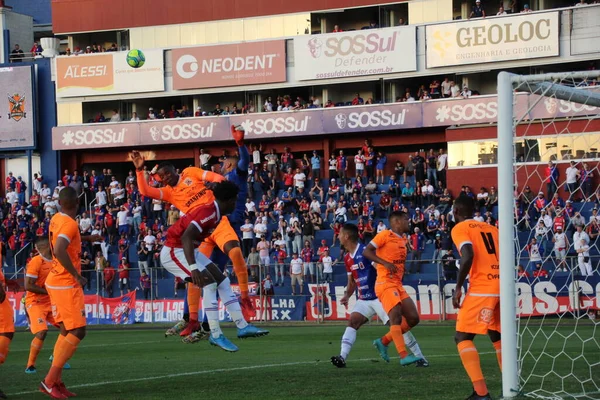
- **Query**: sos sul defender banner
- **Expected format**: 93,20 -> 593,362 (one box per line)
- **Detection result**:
55,50 -> 165,98
0,65 -> 35,149
52,91 -> 600,150
426,12 -> 559,68
293,26 -> 417,81
172,40 -> 286,90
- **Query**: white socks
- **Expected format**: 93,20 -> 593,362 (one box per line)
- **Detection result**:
202,283 -> 222,338
404,331 -> 425,360
218,278 -> 249,330
340,327 -> 357,360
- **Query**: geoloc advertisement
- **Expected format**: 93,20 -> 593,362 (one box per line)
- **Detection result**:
426,12 -> 559,68
0,65 -> 36,149
293,27 -> 417,81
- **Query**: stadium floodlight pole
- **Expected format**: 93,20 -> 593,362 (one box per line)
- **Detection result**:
497,71 -> 519,399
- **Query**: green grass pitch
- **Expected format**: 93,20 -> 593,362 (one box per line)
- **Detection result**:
1,322 -> 598,399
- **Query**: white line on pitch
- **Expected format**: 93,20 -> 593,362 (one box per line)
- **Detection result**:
9,340 -> 162,353
8,351 -> 494,396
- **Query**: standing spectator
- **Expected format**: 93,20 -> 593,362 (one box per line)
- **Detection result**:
103,264 -> 116,297
328,154 -> 338,181
247,247 -> 261,281
110,109 -> 122,122
140,272 -> 151,299
10,44 -> 25,62
30,42 -> 43,55
526,238 -> 543,272
409,227 -> 425,273
240,218 -> 255,257
291,221 -> 303,254
553,227 -> 569,272
137,241 -> 150,275
441,78 -> 452,98
273,245 -> 287,286
310,151 -> 321,180
545,161 -> 559,199
581,162 -> 594,200
257,235 -> 271,277
15,176 -> 27,205
426,149 -> 438,186
81,251 -> 93,291
375,151 -> 387,184
576,239 -> 592,276
293,168 -> 306,194
365,147 -> 375,180
354,150 -> 365,178
199,149 -> 212,171
469,0 -> 486,19
281,147 -> 294,173
321,250 -> 335,283
565,161 -> 580,200
413,151 -> 425,185
118,258 -> 130,296
290,253 -> 304,295
336,150 -> 348,183
301,241 -> 315,283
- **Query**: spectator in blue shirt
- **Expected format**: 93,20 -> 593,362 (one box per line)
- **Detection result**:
401,182 -> 414,207
375,151 -> 387,184
388,174 -> 399,198
311,151 -> 321,181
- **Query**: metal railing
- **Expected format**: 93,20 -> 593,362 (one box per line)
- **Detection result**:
12,243 -> 32,276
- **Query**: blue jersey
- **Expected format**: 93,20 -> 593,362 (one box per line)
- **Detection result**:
344,243 -> 377,301
224,144 -> 249,228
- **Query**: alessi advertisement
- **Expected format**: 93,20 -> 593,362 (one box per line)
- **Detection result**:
55,50 -> 165,97
171,40 -> 286,90
426,12 -> 559,68
293,27 -> 417,81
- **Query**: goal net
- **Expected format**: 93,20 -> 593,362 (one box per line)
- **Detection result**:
497,71 -> 600,400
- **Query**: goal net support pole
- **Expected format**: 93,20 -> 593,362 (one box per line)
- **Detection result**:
497,71 -> 520,399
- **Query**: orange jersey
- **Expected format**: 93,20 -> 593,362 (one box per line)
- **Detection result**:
451,219 -> 500,295
47,212 -> 82,288
369,230 -> 408,284
136,167 -> 224,214
25,254 -> 54,304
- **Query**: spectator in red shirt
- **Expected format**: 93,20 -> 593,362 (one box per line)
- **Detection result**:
351,93 -> 364,105
517,265 -> 530,279
379,190 -> 392,217
532,263 -> 549,278
332,24 -> 343,32
300,241 -> 315,283
553,211 -> 566,232
273,245 -> 287,286
118,258 -> 130,296
104,265 -> 116,297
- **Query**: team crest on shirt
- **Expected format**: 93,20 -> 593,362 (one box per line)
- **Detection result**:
183,178 -> 193,186
478,308 -> 494,324
37,318 -> 44,324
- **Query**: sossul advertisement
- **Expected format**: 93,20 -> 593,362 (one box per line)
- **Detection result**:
293,26 -> 417,81
52,92 -> 600,150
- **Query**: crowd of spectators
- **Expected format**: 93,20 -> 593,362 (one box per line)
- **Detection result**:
3,143 -> 598,299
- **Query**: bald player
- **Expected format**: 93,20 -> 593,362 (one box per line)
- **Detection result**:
451,196 -> 500,400
24,238 -> 59,374
40,187 -> 103,399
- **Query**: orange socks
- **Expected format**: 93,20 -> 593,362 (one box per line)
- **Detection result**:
400,319 -> 411,334
390,325 -> 408,359
188,284 -> 201,321
27,337 -> 44,367
457,340 -> 488,396
0,335 -> 11,365
229,247 -> 249,293
45,334 -> 81,386
493,340 -> 502,371
381,331 -> 393,346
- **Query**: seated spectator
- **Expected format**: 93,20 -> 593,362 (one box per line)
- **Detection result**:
334,201 -> 348,224
517,265 -> 530,279
325,197 -> 337,221
333,25 -> 343,33
521,3 -> 532,12
379,190 -> 392,217
363,178 -> 377,196
477,187 -> 489,209
442,252 -> 457,280
532,263 -> 548,278
325,99 -> 335,108
309,178 -> 324,202
352,93 -> 364,106
401,182 -> 415,206
328,179 -> 340,200
110,109 -> 121,122
461,86 -> 472,98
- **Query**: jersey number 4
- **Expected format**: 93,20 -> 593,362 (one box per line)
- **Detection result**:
480,232 -> 497,258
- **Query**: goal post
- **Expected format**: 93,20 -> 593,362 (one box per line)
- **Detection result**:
497,71 -> 520,399
497,70 -> 600,400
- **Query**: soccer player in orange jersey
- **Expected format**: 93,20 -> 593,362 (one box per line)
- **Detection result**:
130,150 -> 225,336
451,196 -> 500,400
363,210 -> 422,367
0,242 -> 15,399
40,187 -> 103,399
24,238 -> 59,374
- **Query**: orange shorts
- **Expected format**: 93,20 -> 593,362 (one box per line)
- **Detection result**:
375,281 -> 410,314
47,287 -> 86,331
199,217 -> 239,257
0,298 -> 15,333
26,299 -> 56,334
456,294 -> 501,335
